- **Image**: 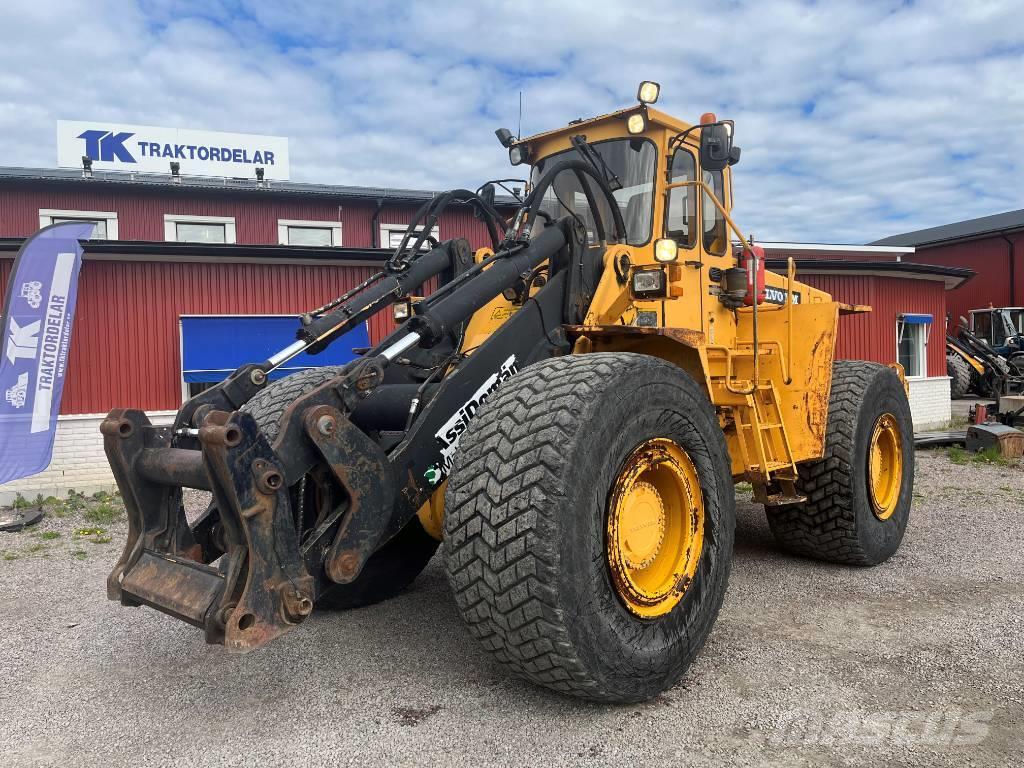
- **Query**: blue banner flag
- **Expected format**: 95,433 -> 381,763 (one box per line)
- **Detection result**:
0,222 -> 93,484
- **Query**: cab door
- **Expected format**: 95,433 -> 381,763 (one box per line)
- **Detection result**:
664,146 -> 703,331
699,166 -> 734,346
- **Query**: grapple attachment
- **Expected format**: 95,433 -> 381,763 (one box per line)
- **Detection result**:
103,408 -> 315,651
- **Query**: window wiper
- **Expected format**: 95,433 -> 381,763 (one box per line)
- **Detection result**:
570,135 -> 623,192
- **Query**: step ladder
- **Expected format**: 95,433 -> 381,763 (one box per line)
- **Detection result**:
707,349 -> 806,506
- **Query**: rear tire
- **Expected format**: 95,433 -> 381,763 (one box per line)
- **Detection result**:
946,353 -> 971,399
766,361 -> 914,565
444,353 -> 735,703
243,367 -> 439,610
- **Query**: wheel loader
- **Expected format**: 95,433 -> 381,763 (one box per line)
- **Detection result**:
101,82 -> 915,703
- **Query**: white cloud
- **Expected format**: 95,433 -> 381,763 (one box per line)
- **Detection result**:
0,0 -> 1021,242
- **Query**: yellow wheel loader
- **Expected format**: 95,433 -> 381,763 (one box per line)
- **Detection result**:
101,82 -> 915,703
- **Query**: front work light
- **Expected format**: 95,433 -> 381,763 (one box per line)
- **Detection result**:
509,144 -> 529,166
637,81 -> 660,105
654,238 -> 678,263
631,268 -> 667,299
627,114 -> 646,134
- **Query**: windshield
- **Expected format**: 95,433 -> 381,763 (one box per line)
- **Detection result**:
530,138 -> 656,246
1008,309 -> 1024,335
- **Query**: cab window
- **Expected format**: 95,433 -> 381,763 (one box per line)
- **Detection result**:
531,138 -> 657,246
702,169 -> 727,255
972,312 -> 992,344
665,149 -> 696,249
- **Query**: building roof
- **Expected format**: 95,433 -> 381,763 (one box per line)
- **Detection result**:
0,165 -> 520,206
766,258 -> 974,291
0,237 -> 394,264
754,241 -> 914,257
0,237 -> 973,290
869,208 -> 1024,248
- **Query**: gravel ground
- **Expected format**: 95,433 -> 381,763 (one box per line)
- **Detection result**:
1,449 -> 1021,767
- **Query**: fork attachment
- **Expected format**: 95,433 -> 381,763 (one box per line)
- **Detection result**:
102,408 -> 313,651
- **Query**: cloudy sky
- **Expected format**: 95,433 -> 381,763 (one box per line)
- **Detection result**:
1,0 -> 1021,243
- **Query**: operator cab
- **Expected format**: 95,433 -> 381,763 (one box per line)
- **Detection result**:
503,82 -> 740,264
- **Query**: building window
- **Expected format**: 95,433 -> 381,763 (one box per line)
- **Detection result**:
277,219 -> 342,247
897,314 -> 932,378
164,214 -> 236,244
380,223 -> 440,251
39,209 -> 117,240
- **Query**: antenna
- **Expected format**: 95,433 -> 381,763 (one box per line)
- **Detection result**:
518,91 -> 523,139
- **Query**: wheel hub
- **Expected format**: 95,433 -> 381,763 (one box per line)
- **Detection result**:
607,438 -> 705,619
616,481 -> 666,569
868,413 -> 903,520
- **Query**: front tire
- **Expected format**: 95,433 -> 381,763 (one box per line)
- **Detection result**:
766,361 -> 914,565
946,353 -> 971,399
443,353 -> 735,703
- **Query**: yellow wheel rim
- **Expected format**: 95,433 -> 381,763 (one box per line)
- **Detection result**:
868,413 -> 903,521
607,438 -> 705,618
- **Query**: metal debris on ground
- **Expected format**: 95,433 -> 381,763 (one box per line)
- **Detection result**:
0,507 -> 44,532
913,430 -> 967,448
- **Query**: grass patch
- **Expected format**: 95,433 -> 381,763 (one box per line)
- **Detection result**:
735,482 -> 753,494
2,553 -> 18,561
87,535 -> 112,545
83,501 -> 122,525
947,445 -> 1014,467
73,527 -> 106,537
71,549 -> 88,560
1000,485 -> 1015,492
947,446 -> 969,465
35,531 -> 61,541
26,542 -> 48,554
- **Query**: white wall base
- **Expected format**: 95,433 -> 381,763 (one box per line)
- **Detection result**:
0,412 -> 176,505
907,376 -> 951,430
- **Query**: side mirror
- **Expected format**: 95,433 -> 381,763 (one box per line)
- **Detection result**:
700,121 -> 735,173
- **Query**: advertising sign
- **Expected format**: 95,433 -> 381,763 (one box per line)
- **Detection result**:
0,222 -> 92,483
57,120 -> 290,179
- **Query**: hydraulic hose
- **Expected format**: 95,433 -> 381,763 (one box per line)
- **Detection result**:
408,224 -> 567,347
296,240 -> 460,353
520,157 -> 627,245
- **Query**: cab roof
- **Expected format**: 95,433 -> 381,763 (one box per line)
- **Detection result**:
517,104 -> 697,147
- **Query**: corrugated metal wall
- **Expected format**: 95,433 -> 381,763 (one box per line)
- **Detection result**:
0,257 -> 407,414
905,234 -> 1024,322
801,273 -> 946,377
0,183 -> 497,248
1,256 -> 948,415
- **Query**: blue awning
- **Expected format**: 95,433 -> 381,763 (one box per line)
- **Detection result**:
898,313 -> 933,325
181,315 -> 369,383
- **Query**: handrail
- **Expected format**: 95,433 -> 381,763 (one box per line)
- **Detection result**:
666,178 -> 760,393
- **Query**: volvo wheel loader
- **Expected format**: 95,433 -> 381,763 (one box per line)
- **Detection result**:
101,82 -> 915,703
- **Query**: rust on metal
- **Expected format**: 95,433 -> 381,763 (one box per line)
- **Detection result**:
564,323 -> 706,348
302,404 -> 395,586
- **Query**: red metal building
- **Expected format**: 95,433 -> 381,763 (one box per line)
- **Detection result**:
0,168 -> 971,500
871,208 -> 1024,322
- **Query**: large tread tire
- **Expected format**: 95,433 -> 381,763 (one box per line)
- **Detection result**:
242,367 -> 439,610
766,361 -> 914,566
443,353 -> 735,703
946,353 -> 972,399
